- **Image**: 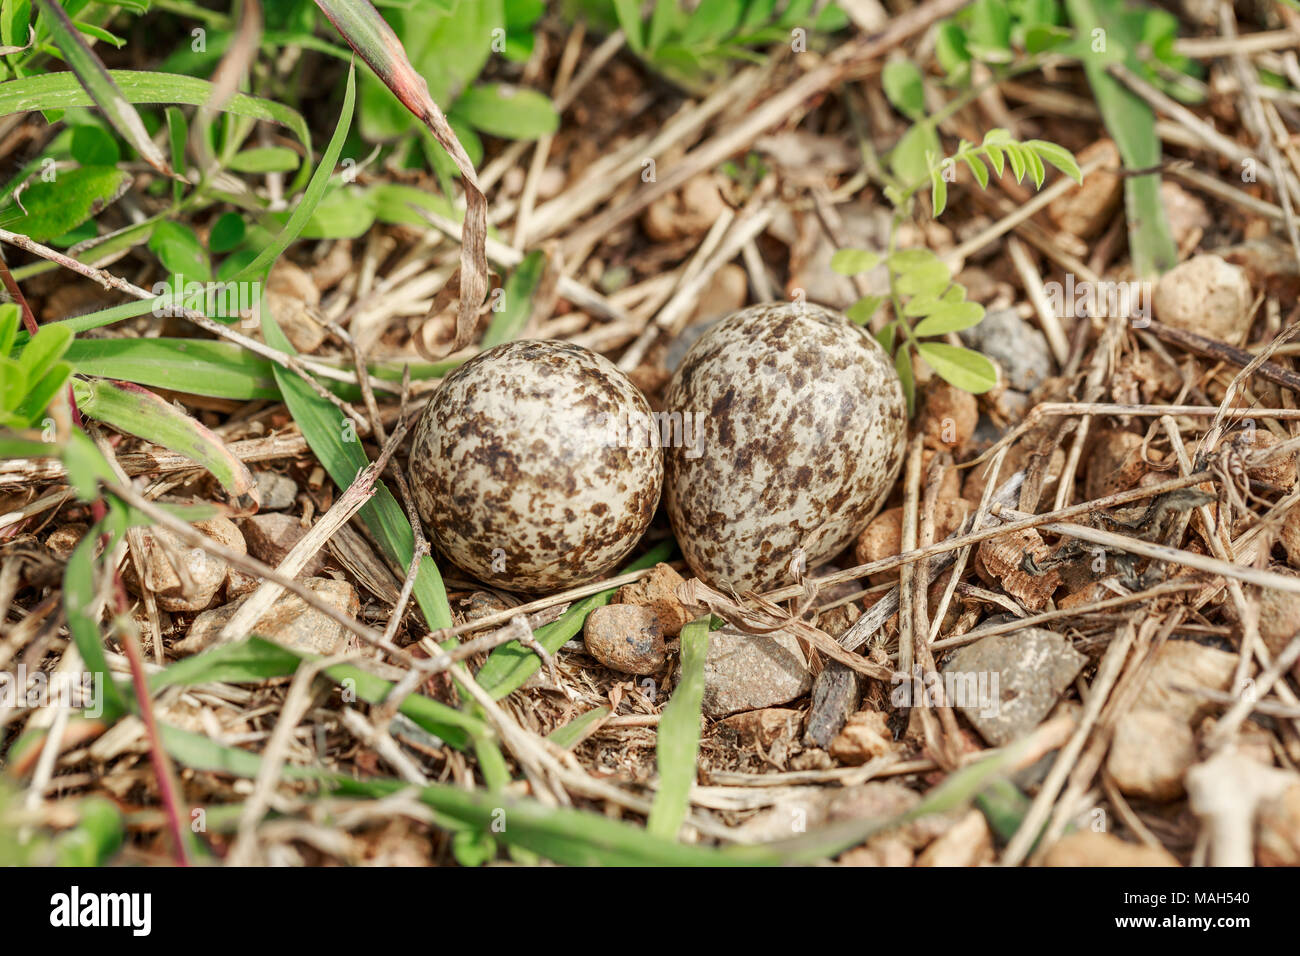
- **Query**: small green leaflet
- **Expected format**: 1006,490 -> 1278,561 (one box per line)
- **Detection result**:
916,341 -> 998,394
0,165 -> 130,242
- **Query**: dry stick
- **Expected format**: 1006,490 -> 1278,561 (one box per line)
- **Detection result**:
1221,4 -> 1300,269
0,228 -> 383,428
1162,417 -> 1269,722
897,436 -> 925,677
0,432 -> 309,493
103,482 -> 412,667
1174,29 -> 1300,57
618,201 -> 774,372
766,470 -> 1212,609
1006,236 -> 1070,367
1145,320 -> 1300,396
562,0 -> 972,255
992,505 -> 1300,595
1001,622 -> 1136,867
511,20 -> 584,250
478,28 -> 626,194
1167,164 -> 1286,223
1034,612 -> 1177,861
1207,631 -> 1300,752
214,418 -> 409,647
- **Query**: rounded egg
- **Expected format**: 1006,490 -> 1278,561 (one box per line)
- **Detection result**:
408,340 -> 663,592
662,302 -> 906,592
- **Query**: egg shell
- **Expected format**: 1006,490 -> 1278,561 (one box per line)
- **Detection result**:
408,340 -> 663,592
663,302 -> 907,592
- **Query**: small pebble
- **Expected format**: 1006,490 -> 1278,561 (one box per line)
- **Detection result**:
251,471 -> 297,511
240,513 -> 325,576
178,577 -> 359,655
583,604 -> 666,675
696,626 -> 813,718
122,517 -> 245,612
940,627 -> 1086,746
1153,254 -> 1252,341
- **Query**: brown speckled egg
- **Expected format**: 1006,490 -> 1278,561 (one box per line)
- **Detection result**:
409,340 -> 663,592
663,302 -> 906,592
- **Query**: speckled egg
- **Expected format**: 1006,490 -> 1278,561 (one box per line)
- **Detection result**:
409,340 -> 663,592
663,302 -> 906,592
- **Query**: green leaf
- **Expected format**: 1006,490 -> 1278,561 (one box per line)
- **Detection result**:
296,185 -> 376,240
62,427 -> 116,501
0,356 -> 24,410
829,248 -> 881,276
73,378 -> 255,500
882,60 -> 926,121
934,22 -> 971,78
1,0 -> 31,52
913,300 -> 985,336
226,146 -> 301,174
612,0 -> 645,54
13,321 -> 70,385
11,361 -> 69,425
902,294 -> 941,318
890,122 -> 940,186
1026,139 -> 1082,183
1004,142 -> 1027,182
1023,23 -> 1070,52
209,212 -> 246,253
891,248 -> 950,297
930,167 -> 948,215
647,616 -> 710,840
0,302 -> 17,355
0,165 -> 129,242
69,124 -> 119,165
966,0 -> 1012,61
846,295 -> 884,325
452,83 -> 558,140
148,221 -> 211,283
962,151 -> 989,188
916,341 -> 998,393
65,337 -> 280,400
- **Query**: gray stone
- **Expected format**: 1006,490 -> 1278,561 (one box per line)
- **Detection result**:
941,627 -> 1086,746
696,627 -> 813,718
583,604 -> 666,675
178,576 -> 359,655
960,308 -> 1053,392
240,513 -> 325,576
252,471 -> 297,511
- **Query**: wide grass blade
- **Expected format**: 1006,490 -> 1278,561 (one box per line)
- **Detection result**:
65,337 -> 280,400
74,378 -> 256,504
647,616 -> 710,840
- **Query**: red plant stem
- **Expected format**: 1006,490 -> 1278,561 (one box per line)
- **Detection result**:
114,572 -> 190,866
0,253 -> 38,335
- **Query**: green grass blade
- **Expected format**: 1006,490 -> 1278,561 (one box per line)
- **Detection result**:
1064,0 -> 1177,276
64,337 -> 281,400
0,70 -> 311,176
479,249 -> 544,348
546,706 -> 610,750
74,378 -> 255,500
647,616 -> 709,840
